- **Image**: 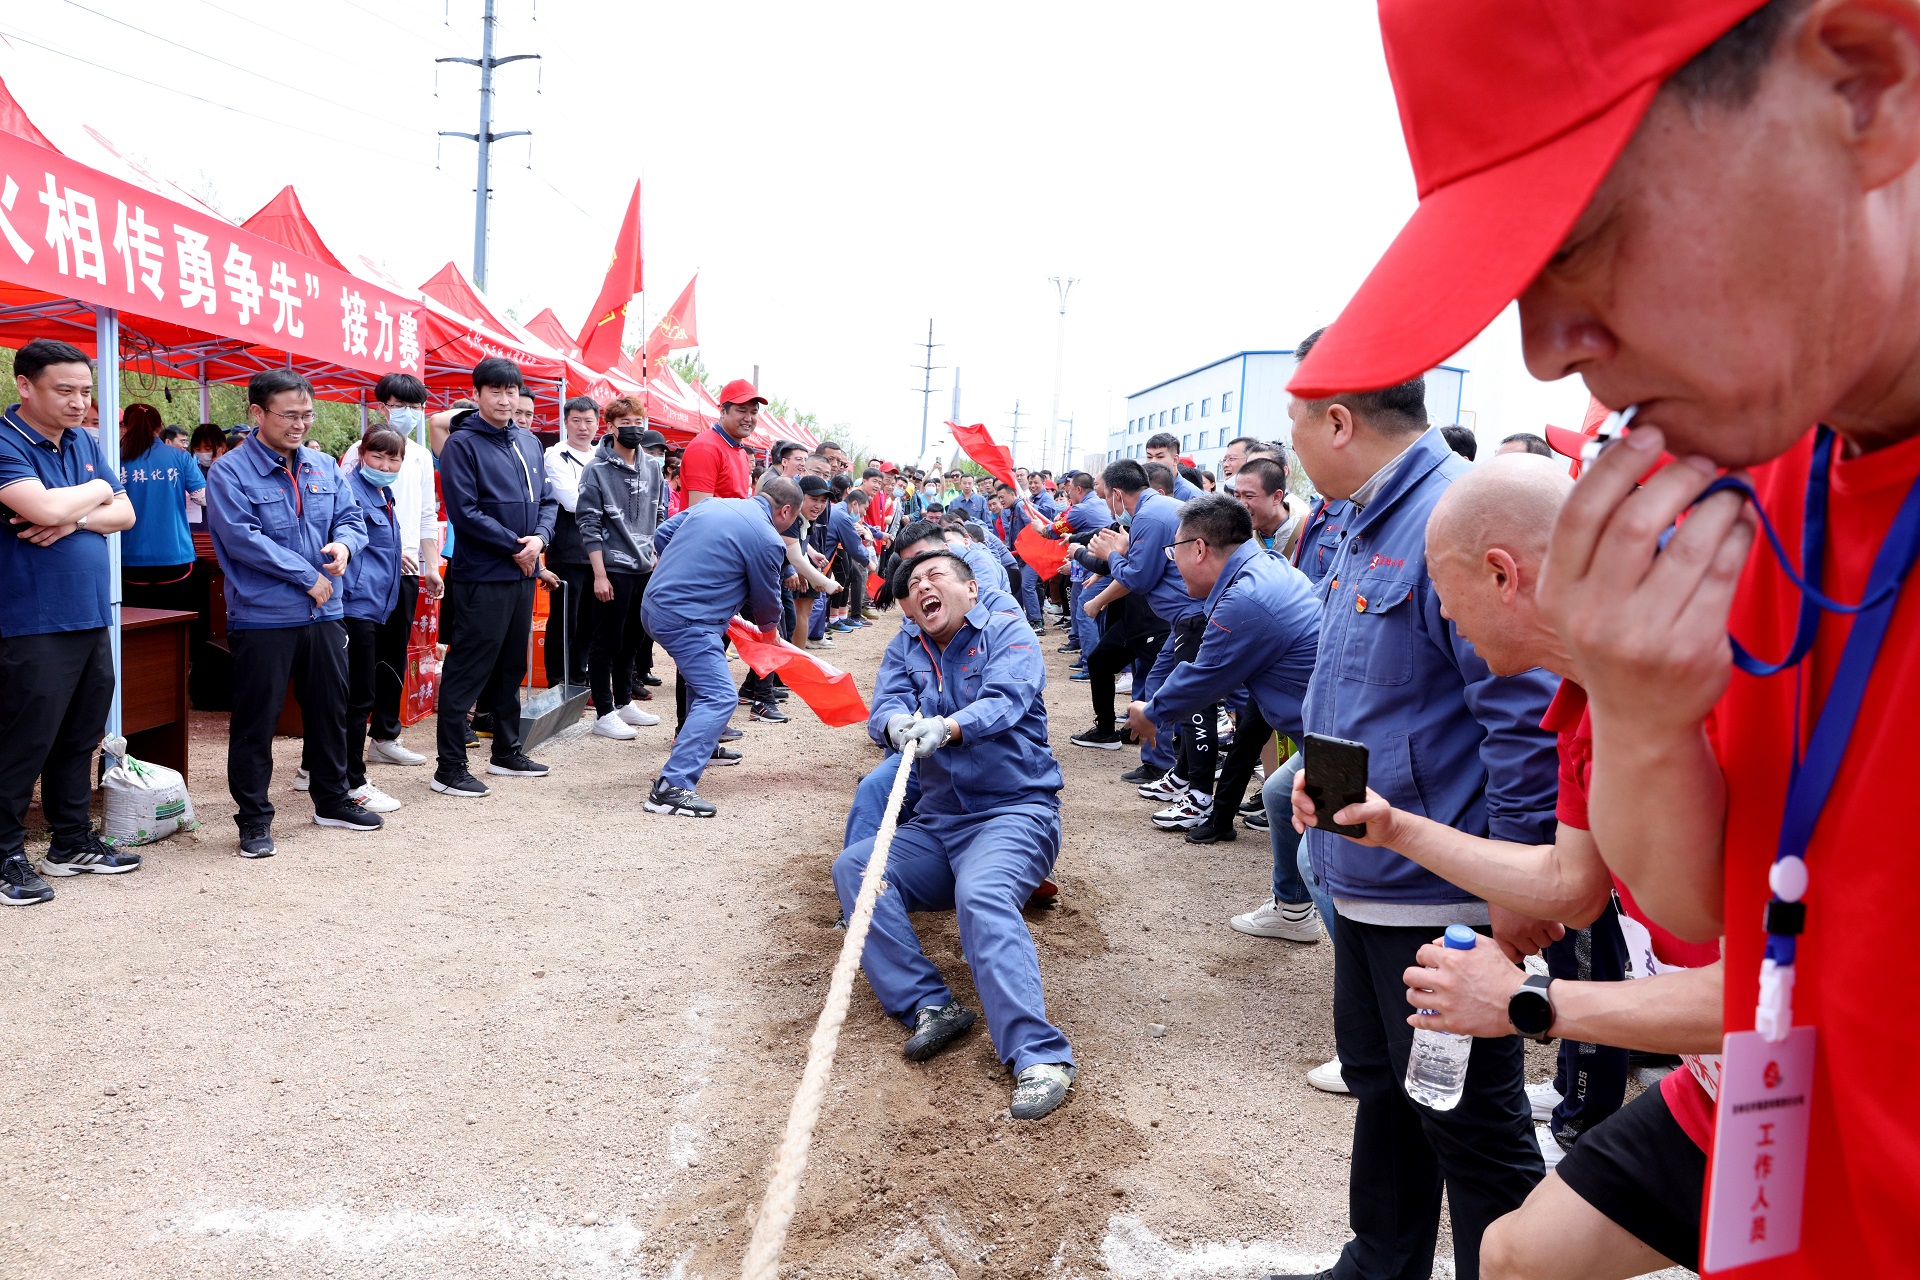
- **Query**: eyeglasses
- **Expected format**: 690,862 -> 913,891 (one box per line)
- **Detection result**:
264,409 -> 317,426
1163,536 -> 1203,561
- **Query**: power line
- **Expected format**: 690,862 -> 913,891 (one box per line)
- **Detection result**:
184,0 -> 367,72
56,0 -> 435,139
335,0 -> 463,54
0,27 -> 434,170
524,166 -> 600,227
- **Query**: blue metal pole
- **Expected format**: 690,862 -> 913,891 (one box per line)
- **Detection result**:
94,305 -> 123,752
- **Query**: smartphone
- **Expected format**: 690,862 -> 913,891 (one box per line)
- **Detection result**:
1303,733 -> 1370,839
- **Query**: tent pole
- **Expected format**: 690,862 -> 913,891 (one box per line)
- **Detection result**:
95,305 -> 124,755
198,362 -> 211,424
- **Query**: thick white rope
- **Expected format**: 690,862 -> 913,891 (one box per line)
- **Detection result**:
739,746 -> 918,1280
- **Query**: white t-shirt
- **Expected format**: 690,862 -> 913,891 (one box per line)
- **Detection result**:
544,440 -> 596,514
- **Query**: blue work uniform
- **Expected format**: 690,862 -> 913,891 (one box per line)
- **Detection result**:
1097,489 -> 1192,767
207,433 -> 367,629
832,605 -> 1072,1075
806,503 -> 873,639
1170,471 -> 1204,503
118,440 -> 204,568
643,495 -> 787,791
340,468 -> 402,624
1050,492 -> 1111,653
949,491 -> 988,523
1292,496 -> 1351,586
998,499 -> 1045,624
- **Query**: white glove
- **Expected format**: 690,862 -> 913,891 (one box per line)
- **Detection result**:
885,713 -> 919,753
904,716 -> 953,759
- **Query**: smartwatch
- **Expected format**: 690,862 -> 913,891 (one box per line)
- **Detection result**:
1507,973 -> 1556,1042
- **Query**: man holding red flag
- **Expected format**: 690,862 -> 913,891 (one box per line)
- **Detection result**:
574,181 -> 643,375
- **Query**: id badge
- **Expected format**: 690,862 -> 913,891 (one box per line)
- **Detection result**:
1702,1026 -> 1816,1273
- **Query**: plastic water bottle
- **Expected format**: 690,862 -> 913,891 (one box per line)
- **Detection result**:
1403,923 -> 1480,1111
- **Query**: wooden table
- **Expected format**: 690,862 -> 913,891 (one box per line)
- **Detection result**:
119,606 -> 195,782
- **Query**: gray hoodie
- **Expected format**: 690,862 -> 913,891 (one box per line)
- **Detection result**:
576,439 -> 664,574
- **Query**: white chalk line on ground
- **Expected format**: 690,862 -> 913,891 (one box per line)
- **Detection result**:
170,1203 -> 646,1271
1099,1214 -> 1427,1280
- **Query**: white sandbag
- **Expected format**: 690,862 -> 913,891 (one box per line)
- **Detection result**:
101,754 -> 198,846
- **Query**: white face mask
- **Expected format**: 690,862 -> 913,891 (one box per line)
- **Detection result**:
386,406 -> 426,435
194,450 -> 214,465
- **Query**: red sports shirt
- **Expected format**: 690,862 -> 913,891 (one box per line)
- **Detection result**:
1710,428 -> 1920,1278
678,424 -> 752,500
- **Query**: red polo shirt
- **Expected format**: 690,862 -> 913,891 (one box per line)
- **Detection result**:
679,424 -> 752,500
1707,427 -> 1920,1278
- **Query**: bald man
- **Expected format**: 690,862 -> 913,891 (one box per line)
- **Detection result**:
1292,457 -> 1724,1279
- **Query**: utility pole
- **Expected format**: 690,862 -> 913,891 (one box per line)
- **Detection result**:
438,0 -> 539,291
911,319 -> 944,458
1047,277 -> 1076,476
950,366 -> 962,428
1006,399 -> 1025,464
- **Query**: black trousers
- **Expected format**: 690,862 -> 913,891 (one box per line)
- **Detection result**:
588,571 -> 649,716
1087,624 -> 1166,731
370,573 -> 419,743
1212,700 -> 1271,818
436,577 -> 535,771
302,617 -> 379,790
0,628 -> 113,856
231,622 -> 351,825
1332,915 -> 1543,1280
1543,898 -> 1631,1148
543,562 -> 594,689
1166,615 -> 1221,797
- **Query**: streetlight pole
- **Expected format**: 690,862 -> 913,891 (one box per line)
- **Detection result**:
1047,277 -> 1076,475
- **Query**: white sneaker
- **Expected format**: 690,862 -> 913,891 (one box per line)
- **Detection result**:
1306,1057 -> 1349,1095
1114,672 -> 1132,694
367,738 -> 427,766
1527,1079 -> 1563,1122
1537,1123 -> 1567,1170
1216,711 -> 1235,739
1231,897 -> 1324,942
1150,795 -> 1213,830
593,712 -> 638,740
292,768 -> 310,792
348,782 -> 402,813
1137,772 -> 1190,802
616,702 -> 661,728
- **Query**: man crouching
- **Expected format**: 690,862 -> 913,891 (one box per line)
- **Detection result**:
832,548 -> 1076,1120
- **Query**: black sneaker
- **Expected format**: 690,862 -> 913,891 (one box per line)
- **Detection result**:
42,831 -> 142,876
1057,641 -> 1080,653
644,778 -> 716,818
1,854 -> 54,904
708,746 -> 744,766
902,1000 -> 977,1062
1185,817 -> 1237,845
1120,763 -> 1166,786
642,674 -> 663,687
463,725 -> 481,751
431,768 -> 492,798
749,702 -> 789,724
313,799 -> 383,831
471,713 -> 494,739
1243,807 -> 1271,831
1069,725 -> 1125,751
486,753 -> 550,778
1239,795 -> 1265,815
718,725 -> 743,743
236,824 -> 276,859
771,687 -> 791,702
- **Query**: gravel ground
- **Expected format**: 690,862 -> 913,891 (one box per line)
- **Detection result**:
1,612 -> 1684,1280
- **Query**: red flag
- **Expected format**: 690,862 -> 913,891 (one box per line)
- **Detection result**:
727,620 -> 869,728
866,570 -> 884,599
641,273 -> 699,375
947,421 -> 1016,491
574,179 -> 645,373
1015,522 -> 1071,579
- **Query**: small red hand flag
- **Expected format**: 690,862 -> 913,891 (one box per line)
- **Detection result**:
727,620 -> 869,728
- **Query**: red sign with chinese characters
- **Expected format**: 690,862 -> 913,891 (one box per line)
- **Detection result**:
0,127 -> 424,380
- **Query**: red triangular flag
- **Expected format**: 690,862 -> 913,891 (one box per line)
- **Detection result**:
727,620 -> 869,728
947,421 -> 1016,491
866,570 -> 884,599
1015,522 -> 1071,579
642,274 -> 699,376
574,179 -> 645,373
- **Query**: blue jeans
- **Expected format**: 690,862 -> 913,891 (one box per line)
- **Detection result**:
647,621 -> 732,791
1261,753 -> 1324,915
833,804 -> 1072,1075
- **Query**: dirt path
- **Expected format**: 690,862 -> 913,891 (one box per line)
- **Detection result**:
4,616 -> 1435,1279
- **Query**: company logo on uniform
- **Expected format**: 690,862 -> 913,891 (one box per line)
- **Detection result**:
1368,554 -> 1405,570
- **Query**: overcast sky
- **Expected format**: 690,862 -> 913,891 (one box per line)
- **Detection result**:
1,0 -> 1591,465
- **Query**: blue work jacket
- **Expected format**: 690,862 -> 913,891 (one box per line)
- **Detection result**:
438,409 -> 557,584
955,539 -> 1005,590
1048,492 -> 1108,537
207,433 -> 367,630
1292,496 -> 1352,586
981,527 -> 1018,571
1025,490 -> 1057,520
1102,489 -> 1195,624
822,504 -> 872,572
1143,540 -> 1321,739
949,492 -> 989,524
340,466 -> 403,624
869,604 -> 1062,815
1301,429 -> 1558,904
646,494 -> 787,631
1171,472 -> 1204,502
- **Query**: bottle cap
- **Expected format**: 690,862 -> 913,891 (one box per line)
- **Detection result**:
1443,923 -> 1478,950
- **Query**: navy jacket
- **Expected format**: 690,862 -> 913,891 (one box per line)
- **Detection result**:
869,604 -> 1062,815
438,409 -> 557,583
1144,541 -> 1321,738
1100,489 -> 1195,624
207,432 -> 367,630
646,495 -> 788,631
1301,429 -> 1559,904
340,467 -> 403,624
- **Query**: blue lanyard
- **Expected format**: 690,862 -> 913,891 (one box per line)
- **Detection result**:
1702,427 -> 1920,971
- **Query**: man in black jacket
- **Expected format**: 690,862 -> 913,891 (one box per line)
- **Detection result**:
431,358 -> 558,797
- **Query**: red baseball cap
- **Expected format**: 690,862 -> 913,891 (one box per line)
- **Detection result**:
1289,0 -> 1770,399
717,378 -> 767,407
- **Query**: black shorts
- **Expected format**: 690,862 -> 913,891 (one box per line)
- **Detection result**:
1556,1081 -> 1705,1270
